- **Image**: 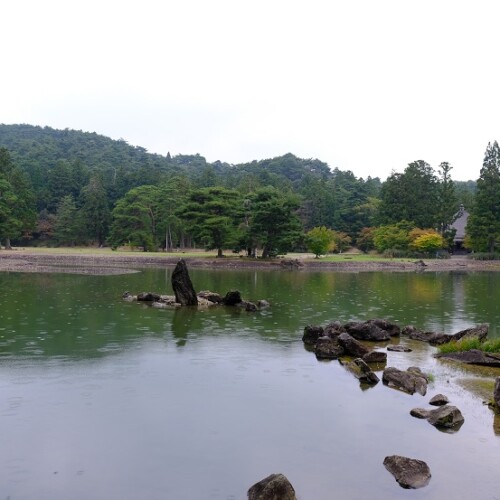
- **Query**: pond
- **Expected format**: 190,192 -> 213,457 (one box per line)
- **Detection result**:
1,268 -> 500,499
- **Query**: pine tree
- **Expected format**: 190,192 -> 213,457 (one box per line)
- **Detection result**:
466,142 -> 500,252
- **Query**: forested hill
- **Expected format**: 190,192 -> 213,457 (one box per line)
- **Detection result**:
0,123 -> 340,190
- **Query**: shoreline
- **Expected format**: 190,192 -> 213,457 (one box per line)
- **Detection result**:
0,249 -> 499,275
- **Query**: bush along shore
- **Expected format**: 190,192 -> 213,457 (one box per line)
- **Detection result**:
301,318 -> 499,491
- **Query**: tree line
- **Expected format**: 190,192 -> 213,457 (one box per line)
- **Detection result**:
0,124 -> 497,257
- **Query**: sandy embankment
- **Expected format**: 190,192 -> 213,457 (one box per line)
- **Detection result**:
0,249 -> 498,275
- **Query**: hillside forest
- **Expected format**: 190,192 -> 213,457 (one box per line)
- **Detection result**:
0,123 -> 496,257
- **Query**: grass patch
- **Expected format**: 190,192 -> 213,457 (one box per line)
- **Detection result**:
438,337 -> 500,354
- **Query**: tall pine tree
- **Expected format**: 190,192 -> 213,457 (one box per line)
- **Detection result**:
466,141 -> 500,252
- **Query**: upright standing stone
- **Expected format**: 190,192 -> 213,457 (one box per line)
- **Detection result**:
171,259 -> 198,306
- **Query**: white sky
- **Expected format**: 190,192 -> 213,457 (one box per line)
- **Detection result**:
2,0 -> 499,181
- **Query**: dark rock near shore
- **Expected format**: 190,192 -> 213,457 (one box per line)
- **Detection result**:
429,394 -> 449,406
494,377 -> 500,413
452,323 -> 489,343
315,336 -> 343,360
338,332 -> 370,357
302,325 -> 324,346
171,259 -> 198,306
323,321 -> 345,338
382,366 -> 428,395
223,290 -> 243,306
343,358 -> 379,385
247,473 -> 297,500
435,349 -> 500,367
344,320 -> 392,341
402,323 -> 489,346
137,292 -> 161,302
362,350 -> 387,364
383,455 -> 431,489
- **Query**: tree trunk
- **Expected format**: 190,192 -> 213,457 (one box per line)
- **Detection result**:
5,238 -> 12,250
217,247 -> 224,258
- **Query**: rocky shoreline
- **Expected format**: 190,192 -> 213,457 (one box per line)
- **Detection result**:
0,249 -> 498,275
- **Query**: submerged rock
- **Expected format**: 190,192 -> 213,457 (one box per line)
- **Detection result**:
387,345 -> 412,352
383,455 -> 431,489
343,358 -> 380,385
382,367 -> 428,395
247,473 -> 296,500
362,350 -> 387,364
410,408 -> 430,419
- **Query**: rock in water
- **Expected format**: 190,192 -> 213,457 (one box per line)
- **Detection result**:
248,473 -> 296,500
494,377 -> 500,412
382,366 -> 428,395
383,455 -> 431,489
427,405 -> 464,429
171,259 -> 198,306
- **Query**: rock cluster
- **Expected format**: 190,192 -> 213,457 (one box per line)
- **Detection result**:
123,259 -> 269,312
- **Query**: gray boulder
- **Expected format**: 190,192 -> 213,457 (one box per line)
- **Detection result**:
344,321 -> 391,341
383,455 -> 431,489
411,405 -> 464,430
343,358 -> 380,385
427,405 -> 464,429
382,366 -> 428,395
315,337 -> 343,360
429,394 -> 449,406
338,332 -> 370,358
171,259 -> 198,306
248,473 -> 296,500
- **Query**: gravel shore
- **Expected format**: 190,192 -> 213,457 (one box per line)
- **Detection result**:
0,250 -> 498,275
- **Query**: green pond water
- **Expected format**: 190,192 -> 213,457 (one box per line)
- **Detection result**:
1,268 -> 500,499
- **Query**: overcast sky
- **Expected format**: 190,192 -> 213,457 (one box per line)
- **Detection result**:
2,0 -> 498,181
